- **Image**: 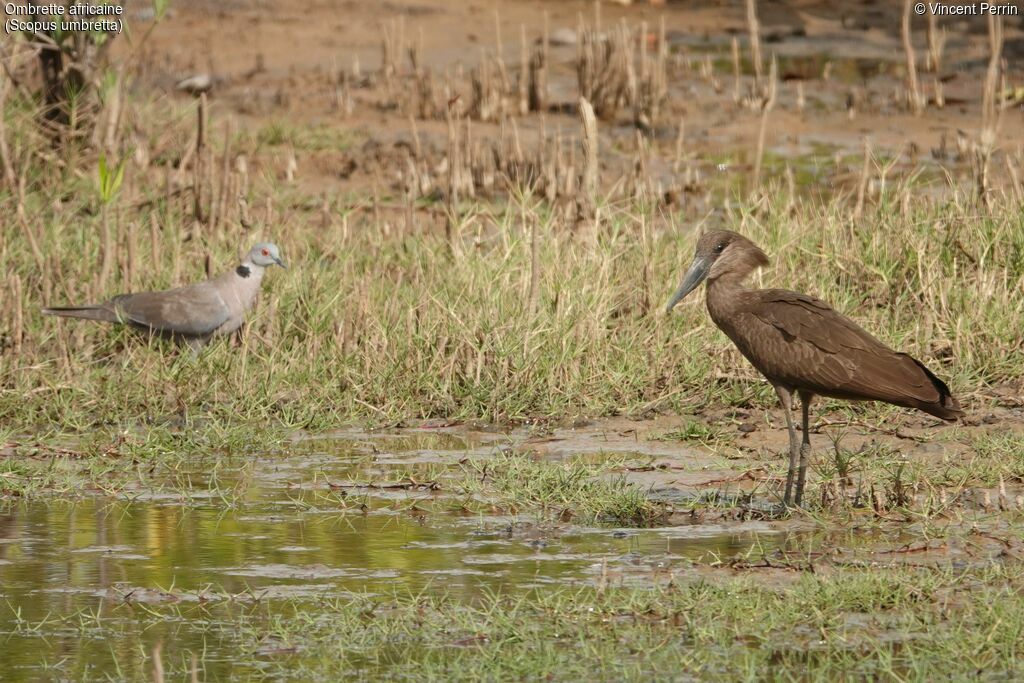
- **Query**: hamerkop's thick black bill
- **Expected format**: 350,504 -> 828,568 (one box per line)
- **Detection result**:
665,230 -> 962,506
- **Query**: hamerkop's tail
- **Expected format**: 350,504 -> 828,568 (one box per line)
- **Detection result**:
907,358 -> 963,421
41,305 -> 119,322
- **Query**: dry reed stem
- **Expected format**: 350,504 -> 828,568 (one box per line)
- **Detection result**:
527,208 -> 540,316
518,24 -> 529,116
746,0 -> 763,90
510,117 -> 524,165
205,143 -> 215,229
97,201 -> 115,296
752,55 -> 777,191
731,36 -> 742,103
1005,155 -> 1023,203
171,229 -> 182,286
634,17 -> 668,130
101,67 -> 123,154
656,17 -> 667,98
149,212 -> 159,266
672,117 -> 685,174
529,12 -> 549,113
636,20 -> 647,111
0,75 -> 15,190
578,96 -> 598,224
126,219 -> 137,290
152,642 -> 164,683
977,16 -> 1004,208
284,148 -> 297,183
640,214 -> 651,315
901,0 -> 924,115
215,123 -> 232,230
445,105 -> 460,244
630,128 -> 653,201
854,136 -> 872,221
926,12 -> 945,73
381,17 -> 405,88
577,16 -> 634,121
493,8 -> 511,95
16,176 -> 45,271
784,163 -> 796,214
471,49 -> 500,122
9,273 -> 22,355
193,93 -> 208,223
982,17 -> 1003,126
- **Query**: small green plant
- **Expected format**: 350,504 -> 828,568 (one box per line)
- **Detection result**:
656,420 -> 729,447
96,153 -> 125,204
458,453 -> 663,525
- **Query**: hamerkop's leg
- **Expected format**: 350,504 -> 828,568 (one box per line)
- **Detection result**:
795,390 -> 814,506
772,385 -> 799,506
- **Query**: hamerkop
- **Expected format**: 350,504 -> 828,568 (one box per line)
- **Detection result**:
665,230 -> 962,506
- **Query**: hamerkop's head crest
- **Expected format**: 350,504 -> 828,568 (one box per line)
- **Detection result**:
665,230 -> 769,312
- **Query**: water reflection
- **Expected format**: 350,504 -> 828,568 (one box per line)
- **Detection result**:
0,431 -> 793,681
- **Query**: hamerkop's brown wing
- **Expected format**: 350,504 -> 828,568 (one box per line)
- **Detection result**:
722,289 -> 962,420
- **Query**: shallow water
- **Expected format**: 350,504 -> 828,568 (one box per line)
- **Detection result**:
2,428 -> 1010,680
0,430 -> 811,680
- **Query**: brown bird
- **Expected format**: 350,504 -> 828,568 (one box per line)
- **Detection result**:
665,230 -> 962,507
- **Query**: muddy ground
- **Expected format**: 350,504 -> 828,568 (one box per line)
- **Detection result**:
123,0 -> 1024,201
2,1 -> 1024,679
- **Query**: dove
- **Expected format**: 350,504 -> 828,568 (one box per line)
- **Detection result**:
43,243 -> 286,350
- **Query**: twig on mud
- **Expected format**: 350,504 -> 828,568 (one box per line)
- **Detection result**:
729,556 -> 815,572
697,470 -> 769,486
328,478 -> 441,491
875,542 -> 947,555
22,437 -> 126,459
347,200 -> 447,216
811,417 -> 932,442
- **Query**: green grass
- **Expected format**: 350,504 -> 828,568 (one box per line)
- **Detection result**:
655,419 -> 732,447
5,191 -> 1018,430
2,69 -> 1023,507
254,119 -> 359,151
801,429 -> 1024,513
254,567 -> 1024,681
456,452 -> 663,525
0,421 -> 288,498
7,563 -> 1024,681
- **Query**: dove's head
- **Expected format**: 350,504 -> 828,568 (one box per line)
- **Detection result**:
248,243 -> 287,269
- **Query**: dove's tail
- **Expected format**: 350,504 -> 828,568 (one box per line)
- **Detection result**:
42,305 -> 120,323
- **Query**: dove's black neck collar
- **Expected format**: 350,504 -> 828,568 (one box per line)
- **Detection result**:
236,265 -> 252,278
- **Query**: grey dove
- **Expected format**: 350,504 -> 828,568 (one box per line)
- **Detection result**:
42,243 -> 286,350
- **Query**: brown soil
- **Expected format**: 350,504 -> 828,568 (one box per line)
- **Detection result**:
515,400 -> 1024,508
125,0 -> 1024,201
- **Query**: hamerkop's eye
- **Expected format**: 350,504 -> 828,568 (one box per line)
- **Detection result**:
714,243 -> 726,254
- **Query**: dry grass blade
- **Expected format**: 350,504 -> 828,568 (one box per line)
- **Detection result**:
746,0 -> 763,91
901,0 -> 924,116
752,56 -> 778,192
577,96 -> 598,229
